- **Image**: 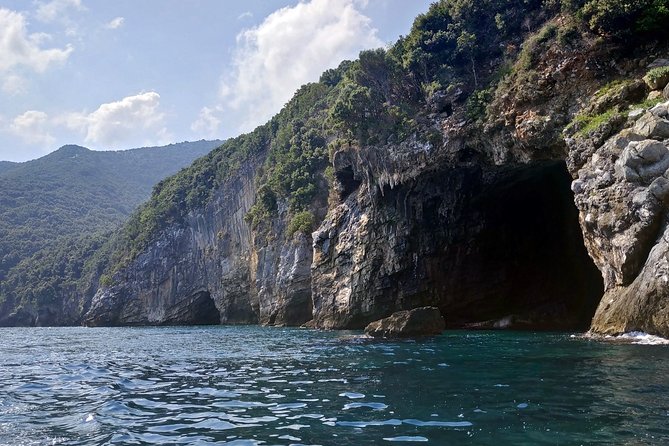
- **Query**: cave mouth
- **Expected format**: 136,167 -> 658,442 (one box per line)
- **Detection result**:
189,291 -> 221,325
440,161 -> 604,330
336,166 -> 362,200
162,291 -> 221,326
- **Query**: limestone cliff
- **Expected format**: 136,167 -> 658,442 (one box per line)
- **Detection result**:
85,154 -> 315,327
568,67 -> 669,337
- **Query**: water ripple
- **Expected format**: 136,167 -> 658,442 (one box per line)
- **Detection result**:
1,327 -> 669,445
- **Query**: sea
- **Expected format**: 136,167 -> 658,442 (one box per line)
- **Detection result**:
1,326 -> 668,445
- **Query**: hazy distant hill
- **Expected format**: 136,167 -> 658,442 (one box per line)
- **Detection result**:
0,161 -> 17,175
0,140 -> 222,283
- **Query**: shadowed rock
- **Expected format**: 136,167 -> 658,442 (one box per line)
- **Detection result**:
365,307 -> 445,338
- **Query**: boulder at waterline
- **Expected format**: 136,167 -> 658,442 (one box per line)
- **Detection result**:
364,307 -> 445,338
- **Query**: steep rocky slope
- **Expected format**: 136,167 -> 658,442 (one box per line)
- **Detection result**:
18,1 -> 669,335
567,69 -> 669,336
85,86 -> 331,327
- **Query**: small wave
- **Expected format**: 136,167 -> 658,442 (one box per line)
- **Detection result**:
343,402 -> 388,411
583,331 -> 669,345
337,419 -> 402,427
339,392 -> 365,399
618,331 -> 669,345
276,423 -> 310,430
404,419 -> 472,427
383,436 -> 429,442
272,402 -> 308,411
337,418 -> 472,428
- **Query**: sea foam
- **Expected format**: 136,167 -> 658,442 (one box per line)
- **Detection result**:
617,331 -> 669,345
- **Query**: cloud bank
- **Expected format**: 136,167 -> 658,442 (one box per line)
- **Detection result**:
193,0 -> 382,137
35,0 -> 84,23
6,92 -> 170,150
10,111 -> 55,146
191,106 -> 222,138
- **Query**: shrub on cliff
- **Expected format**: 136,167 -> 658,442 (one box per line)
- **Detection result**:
287,211 -> 315,237
550,0 -> 669,37
581,0 -> 669,36
329,0 -> 553,143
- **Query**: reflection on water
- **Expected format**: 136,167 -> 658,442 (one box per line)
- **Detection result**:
1,326 -> 668,445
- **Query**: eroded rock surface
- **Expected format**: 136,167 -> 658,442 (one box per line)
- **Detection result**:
85,156 -> 315,327
312,148 -> 603,330
569,99 -> 669,337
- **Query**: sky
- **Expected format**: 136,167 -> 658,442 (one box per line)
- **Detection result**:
0,0 -> 433,162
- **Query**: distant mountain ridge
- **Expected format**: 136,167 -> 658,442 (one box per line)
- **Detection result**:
0,161 -> 17,174
0,139 -> 222,324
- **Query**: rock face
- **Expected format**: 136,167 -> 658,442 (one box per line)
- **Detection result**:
85,154 -> 315,327
569,100 -> 669,337
365,307 -> 445,338
311,155 -> 603,330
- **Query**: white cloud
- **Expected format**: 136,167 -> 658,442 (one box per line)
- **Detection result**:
2,74 -> 28,95
0,8 -> 73,73
35,0 -> 84,23
5,92 -> 171,152
9,110 -> 55,146
64,92 -> 170,147
191,106 -> 222,138
237,11 -> 253,20
105,17 -> 125,30
219,0 -> 382,133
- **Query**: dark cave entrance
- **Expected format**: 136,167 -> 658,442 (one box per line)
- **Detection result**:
337,166 -> 362,200
161,291 -> 221,326
426,161 -> 604,330
190,291 -> 221,325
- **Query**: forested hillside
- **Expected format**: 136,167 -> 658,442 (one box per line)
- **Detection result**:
79,0 -> 669,330
0,161 -> 17,175
0,140 -> 222,324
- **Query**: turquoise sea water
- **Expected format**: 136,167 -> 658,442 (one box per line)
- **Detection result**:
1,327 -> 669,445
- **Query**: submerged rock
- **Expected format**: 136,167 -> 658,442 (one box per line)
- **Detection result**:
364,307 -> 445,338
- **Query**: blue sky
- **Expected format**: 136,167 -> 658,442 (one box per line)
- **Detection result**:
0,0 -> 433,162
